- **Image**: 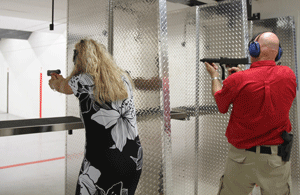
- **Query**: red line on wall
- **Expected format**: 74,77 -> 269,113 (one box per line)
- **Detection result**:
0,156 -> 65,170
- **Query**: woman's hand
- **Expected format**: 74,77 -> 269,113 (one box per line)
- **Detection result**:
49,73 -> 73,94
49,73 -> 64,92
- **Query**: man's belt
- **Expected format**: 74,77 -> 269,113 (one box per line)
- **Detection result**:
246,146 -> 273,154
245,131 -> 293,162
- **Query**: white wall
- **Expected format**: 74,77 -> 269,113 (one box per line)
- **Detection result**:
0,30 -> 67,118
0,48 -> 8,113
0,24 -> 68,195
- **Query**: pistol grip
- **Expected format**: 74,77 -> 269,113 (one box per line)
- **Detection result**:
220,65 -> 225,80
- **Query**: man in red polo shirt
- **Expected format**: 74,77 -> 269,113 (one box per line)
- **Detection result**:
205,32 -> 297,195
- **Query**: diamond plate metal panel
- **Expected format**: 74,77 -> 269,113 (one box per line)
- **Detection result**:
168,7 -> 198,195
112,0 -> 171,194
159,1 -> 173,194
67,0 -> 171,194
66,0 -> 109,117
66,0 -> 109,194
250,16 -> 299,195
168,0 -> 249,194
112,1 -> 161,194
197,0 -> 249,194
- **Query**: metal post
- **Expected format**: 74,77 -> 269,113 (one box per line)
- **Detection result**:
158,0 -> 172,194
194,6 -> 200,195
108,0 -> 114,55
7,68 -> 9,113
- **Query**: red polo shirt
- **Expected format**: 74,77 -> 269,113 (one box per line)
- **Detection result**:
214,60 -> 297,149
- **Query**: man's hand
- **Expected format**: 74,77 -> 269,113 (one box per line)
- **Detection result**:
205,62 -> 219,78
205,62 -> 222,96
227,66 -> 242,76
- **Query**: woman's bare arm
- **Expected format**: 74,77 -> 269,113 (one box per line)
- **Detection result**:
49,73 -> 73,95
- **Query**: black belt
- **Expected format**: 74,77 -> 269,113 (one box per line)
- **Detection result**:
246,146 -> 280,155
246,132 -> 293,162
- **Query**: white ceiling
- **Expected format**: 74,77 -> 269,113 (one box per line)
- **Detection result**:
0,0 -> 216,34
0,0 -> 68,33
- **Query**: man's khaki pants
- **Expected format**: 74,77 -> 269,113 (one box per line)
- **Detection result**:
218,144 -> 292,195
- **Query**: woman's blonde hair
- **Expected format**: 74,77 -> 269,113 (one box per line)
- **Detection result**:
67,39 -> 132,104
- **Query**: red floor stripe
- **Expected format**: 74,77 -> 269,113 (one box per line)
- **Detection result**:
0,156 -> 65,170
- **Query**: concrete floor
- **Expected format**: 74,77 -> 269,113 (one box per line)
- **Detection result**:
0,113 -> 66,195
0,112 -> 23,121
0,113 -> 262,195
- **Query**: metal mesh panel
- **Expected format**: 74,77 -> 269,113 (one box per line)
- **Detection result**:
250,16 -> 299,195
66,0 -> 109,194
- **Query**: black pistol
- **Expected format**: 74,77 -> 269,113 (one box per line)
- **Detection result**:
200,57 -> 249,80
278,131 -> 293,162
47,69 -> 61,76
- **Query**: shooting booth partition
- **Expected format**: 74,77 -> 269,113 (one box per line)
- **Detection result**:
66,0 -> 299,194
66,0 -> 171,194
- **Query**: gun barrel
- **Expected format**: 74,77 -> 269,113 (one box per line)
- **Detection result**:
200,57 -> 249,80
200,58 -> 221,63
200,57 -> 249,65
220,57 -> 249,65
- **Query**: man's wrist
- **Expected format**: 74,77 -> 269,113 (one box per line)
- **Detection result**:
211,74 -> 219,78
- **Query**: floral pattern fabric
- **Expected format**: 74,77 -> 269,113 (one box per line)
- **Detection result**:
69,73 -> 143,195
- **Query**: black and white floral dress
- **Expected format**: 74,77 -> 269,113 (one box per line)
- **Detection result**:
68,73 -> 143,195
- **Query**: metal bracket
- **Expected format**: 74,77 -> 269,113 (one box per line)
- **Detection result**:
247,0 -> 260,21
249,13 -> 260,21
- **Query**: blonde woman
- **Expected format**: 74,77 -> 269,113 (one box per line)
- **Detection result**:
49,39 -> 143,195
